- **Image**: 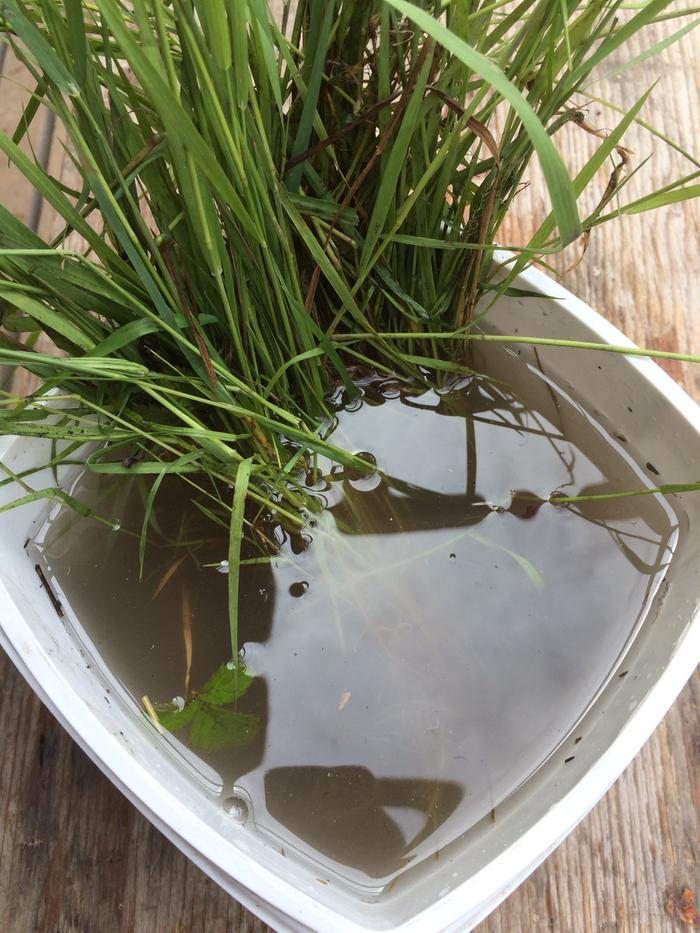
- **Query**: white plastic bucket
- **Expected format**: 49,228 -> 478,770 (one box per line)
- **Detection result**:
1,262 -> 698,932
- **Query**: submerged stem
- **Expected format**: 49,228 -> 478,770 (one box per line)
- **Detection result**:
228,458 -> 253,663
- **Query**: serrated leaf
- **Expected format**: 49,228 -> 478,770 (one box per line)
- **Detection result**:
188,703 -> 260,750
155,699 -> 199,732
199,662 -> 255,705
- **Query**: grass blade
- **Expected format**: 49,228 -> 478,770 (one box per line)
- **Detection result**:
384,0 -> 582,244
228,457 -> 253,662
0,0 -> 79,95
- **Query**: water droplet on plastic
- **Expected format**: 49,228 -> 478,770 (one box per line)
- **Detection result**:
223,793 -> 249,825
449,553 -> 456,561
289,581 -> 309,598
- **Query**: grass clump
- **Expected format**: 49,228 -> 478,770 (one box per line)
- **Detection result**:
0,0 -> 699,660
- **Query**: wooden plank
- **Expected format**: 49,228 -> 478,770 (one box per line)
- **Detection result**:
0,47 -> 39,226
0,10 -> 698,933
477,17 -> 700,933
0,47 -> 61,232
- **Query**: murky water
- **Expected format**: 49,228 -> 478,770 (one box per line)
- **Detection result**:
29,357 -> 678,892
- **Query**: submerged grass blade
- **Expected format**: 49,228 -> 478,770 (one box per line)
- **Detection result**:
467,529 -> 544,591
139,469 -> 166,577
228,457 -> 253,662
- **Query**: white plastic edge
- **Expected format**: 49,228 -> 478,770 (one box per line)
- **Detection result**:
0,259 -> 698,933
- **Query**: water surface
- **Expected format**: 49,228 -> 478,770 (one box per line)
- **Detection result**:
29,361 -> 677,892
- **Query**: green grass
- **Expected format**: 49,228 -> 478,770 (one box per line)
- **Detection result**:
0,0 -> 699,661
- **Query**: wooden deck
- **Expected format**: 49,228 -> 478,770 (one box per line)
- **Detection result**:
0,14 -> 698,933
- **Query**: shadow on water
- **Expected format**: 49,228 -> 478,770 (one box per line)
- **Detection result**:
264,765 -> 463,878
28,368 -> 680,884
329,475 -> 488,535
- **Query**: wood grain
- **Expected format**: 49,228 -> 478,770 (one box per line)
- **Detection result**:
0,48 -> 62,237
0,11 -> 698,933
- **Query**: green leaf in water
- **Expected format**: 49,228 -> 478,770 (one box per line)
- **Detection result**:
188,704 -> 260,751
198,661 -> 255,705
154,660 -> 258,749
154,699 -> 199,732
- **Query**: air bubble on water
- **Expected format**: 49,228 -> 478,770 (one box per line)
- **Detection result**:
442,375 -> 471,394
171,695 -> 185,711
227,648 -> 246,668
380,381 -> 401,399
290,533 -> 312,555
305,471 -> 331,493
357,451 -> 377,471
223,793 -> 250,825
216,560 -> 229,573
349,472 -> 382,493
328,386 -> 345,411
